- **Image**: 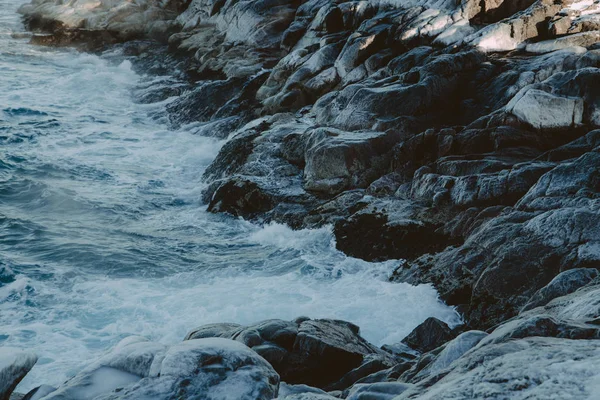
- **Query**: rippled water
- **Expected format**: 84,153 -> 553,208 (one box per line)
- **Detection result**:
0,0 -> 460,392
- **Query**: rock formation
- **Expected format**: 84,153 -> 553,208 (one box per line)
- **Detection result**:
12,0 -> 600,398
0,349 -> 37,400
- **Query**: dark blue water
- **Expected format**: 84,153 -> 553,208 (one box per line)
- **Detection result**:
0,0 -> 459,391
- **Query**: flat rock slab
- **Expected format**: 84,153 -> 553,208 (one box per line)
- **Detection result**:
509,89 -> 584,129
526,32 -> 600,53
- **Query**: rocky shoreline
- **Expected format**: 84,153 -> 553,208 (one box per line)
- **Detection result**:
3,0 -> 600,398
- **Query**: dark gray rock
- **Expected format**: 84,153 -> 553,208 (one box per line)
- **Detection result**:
324,354 -> 394,391
380,343 -> 419,361
0,350 -> 37,400
522,268 -> 600,311
166,78 -> 246,128
333,209 -> 450,262
277,318 -> 395,388
21,385 -> 56,400
303,129 -> 404,196
401,318 -> 455,353
207,177 -> 275,218
185,318 -> 395,390
345,363 -> 414,388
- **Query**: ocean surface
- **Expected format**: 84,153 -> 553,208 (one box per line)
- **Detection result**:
0,0 -> 460,392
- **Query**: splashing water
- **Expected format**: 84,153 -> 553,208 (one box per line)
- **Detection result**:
0,0 -> 460,392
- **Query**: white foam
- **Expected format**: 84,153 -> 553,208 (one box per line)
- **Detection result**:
248,222 -> 335,251
9,221 -> 460,391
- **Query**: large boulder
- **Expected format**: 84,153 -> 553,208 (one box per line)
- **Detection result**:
522,268 -> 599,311
0,349 -> 37,400
401,318 -> 455,353
38,337 -> 279,400
207,177 -> 275,218
395,337 -> 600,399
394,283 -> 600,398
36,336 -> 165,400
303,129 -> 403,196
185,318 -> 396,390
508,89 -> 584,130
19,0 -> 179,44
333,200 -> 452,262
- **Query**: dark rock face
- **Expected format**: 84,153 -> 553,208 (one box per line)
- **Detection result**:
207,177 -> 275,218
21,385 -> 56,400
393,146 -> 600,329
185,318 -> 396,390
0,350 -> 37,400
401,318 -> 455,353
333,202 -> 454,262
522,268 -> 599,312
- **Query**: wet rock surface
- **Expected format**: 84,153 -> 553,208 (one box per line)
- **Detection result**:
16,0 -> 600,398
394,285 -> 600,399
13,299 -> 600,398
185,318 -> 396,390
0,349 -> 37,400
23,337 -> 280,400
400,318 -> 455,354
